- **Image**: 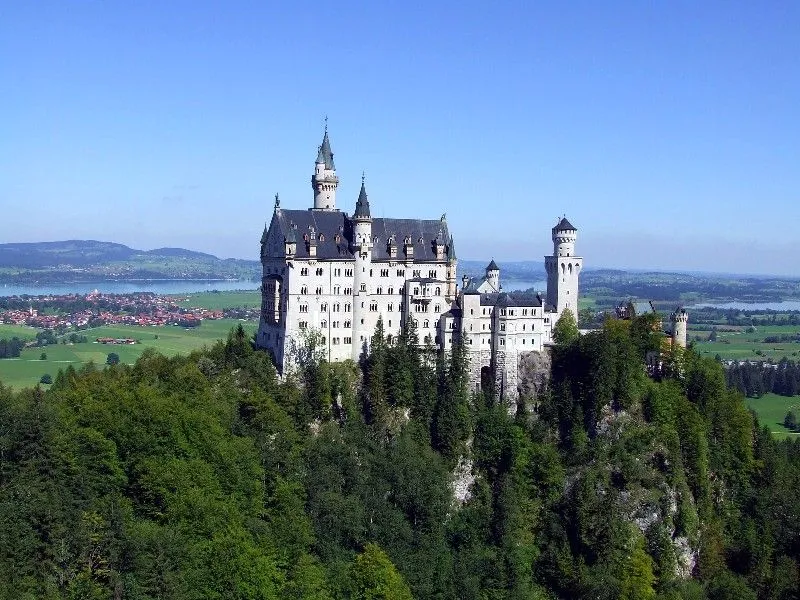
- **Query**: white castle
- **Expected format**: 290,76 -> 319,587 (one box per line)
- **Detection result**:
257,127 -> 583,397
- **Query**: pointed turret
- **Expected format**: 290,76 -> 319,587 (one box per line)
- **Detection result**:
447,235 -> 456,260
311,122 -> 339,210
260,222 -> 268,245
353,175 -> 371,220
316,128 -> 335,170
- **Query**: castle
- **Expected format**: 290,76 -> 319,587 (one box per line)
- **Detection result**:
256,127 -> 582,398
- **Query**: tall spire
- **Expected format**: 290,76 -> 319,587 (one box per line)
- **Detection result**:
353,173 -> 371,219
315,122 -> 335,170
311,120 -> 339,210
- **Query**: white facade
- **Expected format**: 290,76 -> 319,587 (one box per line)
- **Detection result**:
256,129 -> 582,399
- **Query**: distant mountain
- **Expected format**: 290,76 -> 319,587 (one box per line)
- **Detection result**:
0,240 -> 260,283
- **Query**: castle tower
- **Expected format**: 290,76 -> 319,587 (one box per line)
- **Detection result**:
485,259 -> 500,292
311,124 -> 339,210
670,307 -> 688,349
446,234 -> 457,302
545,217 -> 583,317
351,176 -> 373,360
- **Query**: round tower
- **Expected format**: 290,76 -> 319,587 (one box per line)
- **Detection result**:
545,217 -> 583,316
311,124 -> 339,210
670,308 -> 688,349
351,176 -> 373,361
485,259 -> 500,292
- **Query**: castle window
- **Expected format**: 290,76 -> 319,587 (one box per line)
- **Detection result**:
413,287 -> 419,295
299,304 -> 308,313
321,303 -> 328,311
377,287 -> 383,294
345,303 -> 351,312
500,323 -> 505,331
500,339 -> 505,345
319,234 -> 325,242
434,305 -> 440,313
482,324 -> 486,330
334,268 -> 341,276
299,321 -> 308,329
344,320 -> 351,328
333,321 -> 339,328
335,234 -> 341,244
381,269 -> 389,277
334,286 -> 340,294
413,269 -> 421,277
321,320 -> 327,329
315,287 -> 323,295
388,303 -> 393,312
522,324 -> 526,331
470,309 -> 473,315
370,303 -> 378,312
300,286 -> 308,295
332,337 -> 339,345
388,287 -> 394,295
388,321 -> 391,328
397,269 -> 405,277
344,337 -> 352,344
300,267 -> 308,276
345,268 -> 353,277
333,303 -> 340,312
429,270 -> 437,278
369,269 -> 373,276
435,286 -> 441,295
316,268 -> 323,276
360,283 -> 366,292
345,287 -> 352,295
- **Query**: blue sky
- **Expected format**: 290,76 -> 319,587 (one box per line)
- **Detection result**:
2,1 -> 798,275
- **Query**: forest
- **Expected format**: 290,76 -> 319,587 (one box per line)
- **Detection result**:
0,314 -> 799,599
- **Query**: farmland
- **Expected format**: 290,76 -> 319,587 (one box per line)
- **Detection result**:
690,323 -> 800,361
745,393 -> 800,440
0,317 -> 257,390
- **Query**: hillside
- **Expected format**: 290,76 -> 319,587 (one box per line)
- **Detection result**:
1,319 -> 798,599
0,240 -> 260,282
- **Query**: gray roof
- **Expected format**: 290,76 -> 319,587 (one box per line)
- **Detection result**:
486,259 -> 499,271
479,291 -> 543,308
316,130 -> 335,170
260,223 -> 268,244
553,217 -> 576,232
447,235 -> 456,261
353,180 -> 371,219
269,208 -> 451,261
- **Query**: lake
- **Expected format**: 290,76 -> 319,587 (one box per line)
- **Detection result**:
0,278 -> 546,297
692,300 -> 800,311
0,280 -> 260,297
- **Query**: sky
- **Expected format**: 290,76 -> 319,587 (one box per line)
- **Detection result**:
1,1 -> 799,275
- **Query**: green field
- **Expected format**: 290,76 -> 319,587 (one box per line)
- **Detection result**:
691,324 -> 800,361
176,290 -> 261,309
0,324 -> 40,340
745,393 -> 800,440
0,318 -> 257,390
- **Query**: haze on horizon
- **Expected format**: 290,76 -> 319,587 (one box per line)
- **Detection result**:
1,2 -> 798,276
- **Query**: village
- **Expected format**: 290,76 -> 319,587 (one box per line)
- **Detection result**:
0,290 -> 238,331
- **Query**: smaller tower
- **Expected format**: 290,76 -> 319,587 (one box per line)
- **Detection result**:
545,217 -> 583,316
485,259 -> 500,292
670,307 -> 688,349
351,175 -> 373,360
311,122 -> 339,210
446,235 -> 457,302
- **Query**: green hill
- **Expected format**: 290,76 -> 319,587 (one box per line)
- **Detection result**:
0,240 -> 260,282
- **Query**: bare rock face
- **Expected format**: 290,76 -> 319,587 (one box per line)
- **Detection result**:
517,349 -> 551,405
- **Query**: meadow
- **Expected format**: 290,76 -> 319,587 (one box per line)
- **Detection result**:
746,392 -> 800,440
690,324 -> 800,361
176,289 -> 261,309
0,318 -> 256,390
